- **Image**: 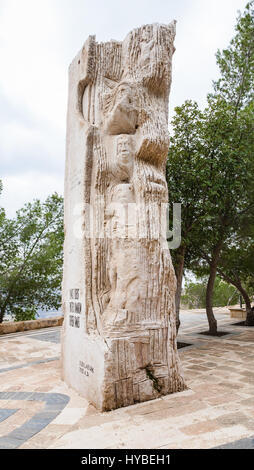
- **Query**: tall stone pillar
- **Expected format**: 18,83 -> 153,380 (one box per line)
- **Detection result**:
61,22 -> 186,411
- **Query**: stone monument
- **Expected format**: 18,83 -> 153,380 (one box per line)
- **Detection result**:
61,21 -> 186,411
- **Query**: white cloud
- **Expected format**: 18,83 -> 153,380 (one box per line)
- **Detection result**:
0,0 -> 66,129
0,0 -> 248,217
0,116 -> 64,174
1,171 -> 64,218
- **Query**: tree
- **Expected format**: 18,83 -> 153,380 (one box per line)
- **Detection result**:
216,221 -> 254,325
167,1 -> 254,335
197,1 -> 254,333
166,101 -> 210,331
197,99 -> 253,334
0,192 -> 64,322
181,276 -> 238,310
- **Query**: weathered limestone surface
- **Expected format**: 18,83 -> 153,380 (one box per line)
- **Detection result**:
61,22 -> 186,411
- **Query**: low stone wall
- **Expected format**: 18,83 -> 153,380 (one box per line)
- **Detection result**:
0,316 -> 64,335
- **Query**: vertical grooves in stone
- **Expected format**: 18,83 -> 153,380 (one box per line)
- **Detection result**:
63,21 -> 186,412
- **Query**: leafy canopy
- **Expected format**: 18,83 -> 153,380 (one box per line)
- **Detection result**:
0,192 -> 64,322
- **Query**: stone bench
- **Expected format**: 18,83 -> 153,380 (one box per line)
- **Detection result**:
228,307 -> 246,319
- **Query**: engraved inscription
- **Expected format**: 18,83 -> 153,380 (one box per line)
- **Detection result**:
69,314 -> 80,328
70,288 -> 80,299
79,360 -> 95,376
69,290 -> 81,314
75,302 -> 82,313
75,289 -> 79,299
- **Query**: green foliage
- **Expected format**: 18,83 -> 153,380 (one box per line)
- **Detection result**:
0,192 -> 64,322
181,276 -> 239,309
167,101 -> 208,255
213,1 -> 254,108
167,2 -> 254,320
216,219 -> 254,302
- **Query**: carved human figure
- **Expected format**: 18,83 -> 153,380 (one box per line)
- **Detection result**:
103,182 -> 139,327
110,135 -> 134,182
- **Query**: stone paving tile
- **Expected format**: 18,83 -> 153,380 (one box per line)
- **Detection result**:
216,411 -> 252,427
216,435 -> 254,449
18,424 -> 72,449
216,381 -> 244,390
31,331 -> 61,344
159,425 -> 252,449
186,365 -> 214,372
0,406 -> 44,436
180,419 -> 221,436
0,390 -> 70,448
0,409 -> 18,423
0,312 -> 254,448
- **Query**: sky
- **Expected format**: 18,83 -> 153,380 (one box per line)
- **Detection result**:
0,0 -> 248,217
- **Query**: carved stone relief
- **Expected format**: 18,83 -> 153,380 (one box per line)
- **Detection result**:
62,21 -> 186,411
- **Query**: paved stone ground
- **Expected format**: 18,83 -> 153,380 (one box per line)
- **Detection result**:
0,309 -> 254,449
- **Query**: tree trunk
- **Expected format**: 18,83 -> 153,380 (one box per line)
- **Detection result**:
246,307 -> 254,326
174,246 -> 186,333
206,262 -> 218,334
205,242 -> 223,335
234,285 -> 253,325
217,269 -> 254,327
241,292 -> 254,326
0,308 -> 5,324
235,287 -> 254,326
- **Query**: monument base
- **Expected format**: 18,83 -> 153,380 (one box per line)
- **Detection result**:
62,322 -> 186,411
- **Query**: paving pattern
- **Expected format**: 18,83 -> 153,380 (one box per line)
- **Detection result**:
0,409 -> 18,423
0,392 -> 69,449
0,310 -> 254,449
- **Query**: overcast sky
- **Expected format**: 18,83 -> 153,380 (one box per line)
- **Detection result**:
0,0 -> 247,217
